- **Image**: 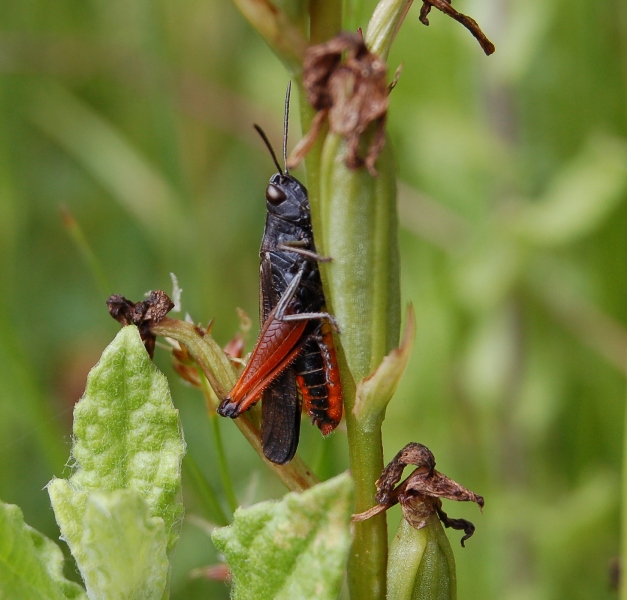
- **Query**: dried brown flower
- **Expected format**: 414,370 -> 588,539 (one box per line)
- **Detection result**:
107,290 -> 174,358
353,442 -> 484,546
288,32 -> 391,176
223,333 -> 246,361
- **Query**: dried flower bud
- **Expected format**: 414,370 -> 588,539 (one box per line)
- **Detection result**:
172,360 -> 202,387
223,333 -> 246,361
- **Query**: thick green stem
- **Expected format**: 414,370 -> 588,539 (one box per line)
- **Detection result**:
300,127 -> 397,599
345,385 -> 388,599
230,4 -> 408,598
318,134 -> 401,599
298,112 -> 393,600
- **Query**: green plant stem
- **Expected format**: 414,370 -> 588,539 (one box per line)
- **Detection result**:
230,7 -> 404,599
294,4 -> 405,590
60,206 -> 111,297
317,133 -> 400,599
209,414 -> 239,514
345,385 -> 388,599
197,368 -> 239,513
183,454 -> 229,526
309,0 -> 342,44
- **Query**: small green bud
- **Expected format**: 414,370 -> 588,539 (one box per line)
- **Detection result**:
387,514 -> 457,600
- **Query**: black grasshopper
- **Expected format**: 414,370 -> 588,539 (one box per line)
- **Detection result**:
217,85 -> 343,464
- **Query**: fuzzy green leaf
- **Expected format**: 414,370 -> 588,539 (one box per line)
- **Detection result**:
79,490 -> 168,600
212,472 -> 354,600
0,501 -> 86,600
48,325 -> 185,597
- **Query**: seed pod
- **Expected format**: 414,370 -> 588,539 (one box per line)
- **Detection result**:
387,515 -> 457,600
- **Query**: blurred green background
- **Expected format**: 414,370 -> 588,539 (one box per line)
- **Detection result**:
1,0 -> 625,598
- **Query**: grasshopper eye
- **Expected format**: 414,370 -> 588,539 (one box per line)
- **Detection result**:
266,183 -> 287,205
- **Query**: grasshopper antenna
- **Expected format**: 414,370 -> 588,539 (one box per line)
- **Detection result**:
283,81 -> 291,175
253,124 -> 283,176
253,82 -> 292,176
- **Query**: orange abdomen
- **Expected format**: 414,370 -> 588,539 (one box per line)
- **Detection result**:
296,321 -> 343,435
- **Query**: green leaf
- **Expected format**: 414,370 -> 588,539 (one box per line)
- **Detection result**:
0,501 -> 86,600
48,325 -> 185,597
80,491 -> 168,600
354,305 -> 416,431
229,0 -> 307,74
212,472 -> 354,600
366,0 -> 415,59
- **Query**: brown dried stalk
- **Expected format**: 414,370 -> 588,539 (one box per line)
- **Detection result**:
419,0 -> 495,56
